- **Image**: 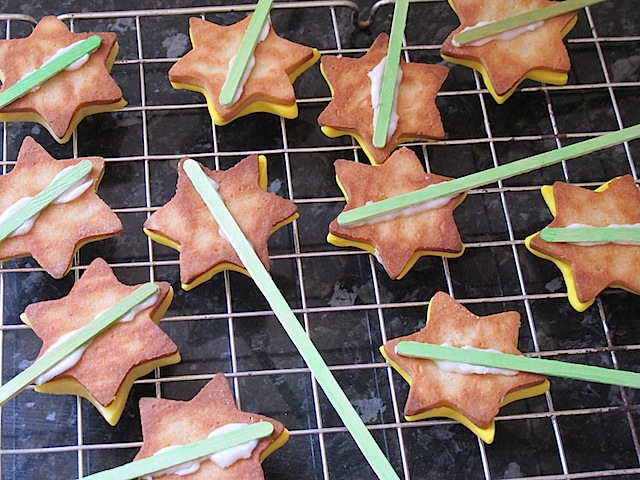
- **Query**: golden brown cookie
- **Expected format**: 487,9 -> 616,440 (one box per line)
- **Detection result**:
144,155 -> 298,290
134,373 -> 288,479
525,175 -> 640,312
318,33 -> 448,165
21,257 -> 179,425
169,16 -> 319,125
381,292 -> 549,443
0,136 -> 123,279
0,16 -> 126,143
441,0 -> 577,103
328,148 -> 465,279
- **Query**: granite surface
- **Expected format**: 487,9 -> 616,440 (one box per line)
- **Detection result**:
1,1 -> 640,479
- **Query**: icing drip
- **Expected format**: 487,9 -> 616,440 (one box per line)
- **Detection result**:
452,20 -> 545,47
432,342 -> 518,376
349,194 -> 455,227
42,39 -> 92,72
563,223 -> 640,246
368,55 -> 403,145
142,422 -> 260,479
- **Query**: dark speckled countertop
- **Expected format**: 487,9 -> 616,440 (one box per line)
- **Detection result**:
1,1 -> 640,479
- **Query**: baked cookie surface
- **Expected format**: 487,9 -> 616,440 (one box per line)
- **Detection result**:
169,16 -> 319,125
134,373 -> 288,480
0,16 -> 126,143
21,258 -> 179,425
328,148 -> 465,279
525,175 -> 640,312
0,136 -> 123,279
318,33 -> 448,165
381,291 -> 549,443
144,155 -> 298,290
441,0 -> 577,103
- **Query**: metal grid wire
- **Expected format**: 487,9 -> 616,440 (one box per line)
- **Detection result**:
1,1 -> 640,478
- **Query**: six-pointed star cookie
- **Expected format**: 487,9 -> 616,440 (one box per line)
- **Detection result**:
381,291 -> 549,443
318,33 -> 448,165
144,155 -> 298,290
169,16 -> 319,125
133,373 -> 288,479
328,148 -> 465,279
526,175 -> 640,312
441,0 -> 577,104
0,136 -> 123,279
0,16 -> 126,143
21,257 -> 179,425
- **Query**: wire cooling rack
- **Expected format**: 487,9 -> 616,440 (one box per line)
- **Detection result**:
1,1 -> 640,478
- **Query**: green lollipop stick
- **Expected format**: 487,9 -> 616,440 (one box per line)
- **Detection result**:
453,0 -> 608,46
0,283 -> 159,406
80,422 -> 274,480
372,0 -> 409,149
540,226 -> 640,244
183,159 -> 400,480
338,124 -> 640,226
395,342 -> 640,389
0,35 -> 102,109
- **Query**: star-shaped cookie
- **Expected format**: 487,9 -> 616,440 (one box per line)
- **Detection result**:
441,0 -> 578,104
525,175 -> 640,312
318,33 -> 448,165
133,373 -> 288,479
381,292 -> 549,443
144,155 -> 298,290
328,148 -> 465,279
21,257 -> 180,425
0,136 -> 123,279
0,16 -> 126,143
168,16 -> 320,125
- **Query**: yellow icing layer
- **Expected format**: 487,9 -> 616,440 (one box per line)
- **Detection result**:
524,179 -> 618,312
259,428 -> 290,462
144,155 -> 298,290
0,42 -> 128,143
172,47 -> 320,126
24,288 -> 179,426
380,345 -> 550,444
318,63 -> 426,166
441,16 -> 578,104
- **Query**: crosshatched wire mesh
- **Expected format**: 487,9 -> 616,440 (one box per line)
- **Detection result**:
1,1 -> 640,478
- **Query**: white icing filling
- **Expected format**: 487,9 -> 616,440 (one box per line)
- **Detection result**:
350,194 -> 456,227
452,19 -> 545,47
220,17 -> 271,107
432,342 -> 518,376
0,168 -> 92,238
42,39 -> 91,72
208,423 -> 259,468
563,223 -> 640,246
142,423 -> 260,479
368,55 -> 403,145
35,329 -> 90,385
34,291 -> 159,385
0,197 -> 39,237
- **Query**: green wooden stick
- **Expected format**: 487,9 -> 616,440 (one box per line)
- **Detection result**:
0,35 -> 102,109
338,124 -> 640,226
372,0 -> 409,149
218,0 -> 274,107
540,226 -> 640,243
395,342 -> 640,389
453,0 -> 608,46
0,283 -> 159,406
81,422 -> 274,480
183,159 -> 399,480
0,159 -> 93,243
